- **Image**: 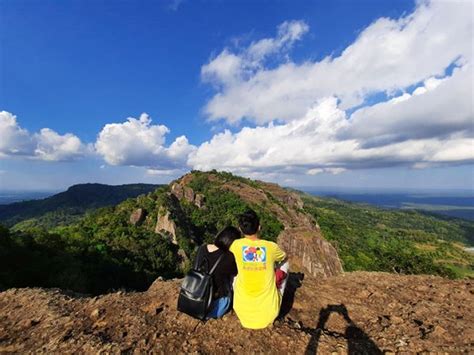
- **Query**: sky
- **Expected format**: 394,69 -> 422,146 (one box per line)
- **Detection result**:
0,0 -> 473,191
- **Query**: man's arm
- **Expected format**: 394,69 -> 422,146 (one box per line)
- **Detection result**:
273,243 -> 287,263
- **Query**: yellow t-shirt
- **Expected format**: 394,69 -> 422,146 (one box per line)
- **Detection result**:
229,237 -> 287,329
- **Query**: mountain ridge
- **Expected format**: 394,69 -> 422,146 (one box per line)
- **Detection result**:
0,183 -> 161,227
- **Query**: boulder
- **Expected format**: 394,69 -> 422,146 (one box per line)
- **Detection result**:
194,194 -> 205,208
183,186 -> 195,203
155,207 -> 178,245
129,208 -> 146,226
284,193 -> 304,210
170,183 -> 184,200
171,183 -> 197,206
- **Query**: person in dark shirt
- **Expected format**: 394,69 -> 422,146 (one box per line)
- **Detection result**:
195,226 -> 240,319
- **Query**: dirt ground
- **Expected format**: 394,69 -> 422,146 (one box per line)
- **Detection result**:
0,271 -> 473,354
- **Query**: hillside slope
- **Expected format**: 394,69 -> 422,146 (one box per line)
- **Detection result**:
303,195 -> 474,278
0,183 -> 160,227
0,272 -> 472,353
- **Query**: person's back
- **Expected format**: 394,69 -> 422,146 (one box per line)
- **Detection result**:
230,209 -> 287,329
195,226 -> 240,319
201,244 -> 236,300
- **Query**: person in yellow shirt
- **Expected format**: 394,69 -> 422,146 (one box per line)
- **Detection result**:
229,209 -> 289,329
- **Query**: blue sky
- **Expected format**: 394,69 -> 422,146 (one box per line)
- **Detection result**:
0,0 -> 473,191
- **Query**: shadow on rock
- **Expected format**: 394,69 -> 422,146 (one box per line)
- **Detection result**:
278,272 -> 304,319
305,304 -> 382,355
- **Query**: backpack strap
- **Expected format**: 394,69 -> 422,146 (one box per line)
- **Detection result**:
194,245 -> 225,274
193,245 -> 206,270
208,253 -> 225,275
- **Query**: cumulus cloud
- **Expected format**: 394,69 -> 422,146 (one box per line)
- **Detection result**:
0,111 -> 35,156
34,129 -> 86,161
189,0 -> 474,176
201,20 -> 309,93
189,93 -> 474,173
189,98 -> 355,171
0,111 -> 88,161
345,64 -> 473,147
202,0 -> 472,124
3,0 -> 472,180
95,113 -> 196,170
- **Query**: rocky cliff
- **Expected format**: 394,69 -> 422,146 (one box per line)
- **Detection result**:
0,272 -> 472,353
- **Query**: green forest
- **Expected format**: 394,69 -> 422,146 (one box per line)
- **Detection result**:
0,183 -> 159,227
303,195 -> 474,279
0,171 -> 472,295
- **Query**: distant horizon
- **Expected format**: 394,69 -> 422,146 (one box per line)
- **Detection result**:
1,174 -> 473,221
1,178 -> 473,195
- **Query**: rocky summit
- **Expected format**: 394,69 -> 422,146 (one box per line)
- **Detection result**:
0,272 -> 472,353
165,172 -> 343,278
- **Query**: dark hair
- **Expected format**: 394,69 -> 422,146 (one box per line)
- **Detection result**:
214,226 -> 241,251
238,209 -> 260,235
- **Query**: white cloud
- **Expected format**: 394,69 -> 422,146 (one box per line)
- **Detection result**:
0,111 -> 35,156
95,113 -> 196,169
345,64 -> 473,147
307,168 -> 347,176
2,0 -> 473,182
307,168 -> 324,176
201,0 -> 472,124
189,92 -> 474,173
146,168 -> 184,176
34,128 -> 86,161
247,20 -> 309,62
201,50 -> 244,88
0,111 -> 88,161
201,20 -> 309,95
189,98 -> 356,171
189,0 -> 473,176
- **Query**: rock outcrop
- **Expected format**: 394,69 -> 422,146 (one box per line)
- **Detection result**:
129,208 -> 146,226
1,272 -> 472,353
170,183 -> 184,200
183,186 -> 195,203
170,182 -> 206,209
194,193 -> 205,208
278,227 -> 343,278
155,207 -> 177,245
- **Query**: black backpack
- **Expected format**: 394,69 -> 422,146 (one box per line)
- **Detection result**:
177,245 -> 224,320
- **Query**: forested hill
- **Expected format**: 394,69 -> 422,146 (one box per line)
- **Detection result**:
302,195 -> 474,278
0,183 -> 160,227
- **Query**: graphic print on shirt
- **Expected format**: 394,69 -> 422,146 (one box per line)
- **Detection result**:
242,246 -> 267,269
